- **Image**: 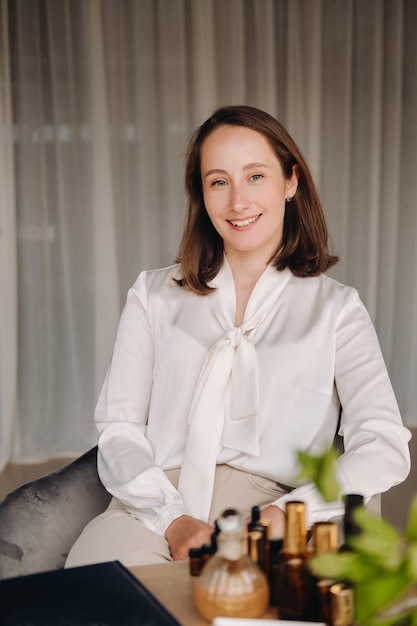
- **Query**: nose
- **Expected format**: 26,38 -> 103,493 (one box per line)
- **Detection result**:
230,182 -> 249,212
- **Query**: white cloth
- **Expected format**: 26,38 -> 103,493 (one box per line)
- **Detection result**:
95,259 -> 411,533
178,269 -> 290,520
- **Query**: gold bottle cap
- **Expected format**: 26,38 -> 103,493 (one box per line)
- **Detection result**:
284,501 -> 307,554
259,519 -> 272,540
248,530 -> 263,562
330,583 -> 354,626
313,521 -> 339,554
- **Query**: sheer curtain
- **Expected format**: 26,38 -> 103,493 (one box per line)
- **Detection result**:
0,0 -> 416,468
0,0 -> 18,466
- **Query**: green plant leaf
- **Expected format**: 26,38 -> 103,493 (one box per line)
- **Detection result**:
348,508 -> 404,570
411,607 -> 417,626
406,495 -> 417,544
316,448 -> 341,502
309,551 -> 382,583
375,581 -> 417,624
297,450 -> 321,481
406,544 -> 417,580
354,570 -> 413,623
297,447 -> 340,502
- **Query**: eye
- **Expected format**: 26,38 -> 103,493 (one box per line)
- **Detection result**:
249,173 -> 263,182
211,179 -> 227,187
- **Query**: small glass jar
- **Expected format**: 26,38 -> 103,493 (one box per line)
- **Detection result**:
193,509 -> 269,622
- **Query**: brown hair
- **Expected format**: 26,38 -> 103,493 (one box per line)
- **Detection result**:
177,105 -> 338,294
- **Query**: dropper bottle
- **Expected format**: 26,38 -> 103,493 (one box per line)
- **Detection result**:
340,493 -> 364,551
247,506 -> 267,571
193,508 -> 269,621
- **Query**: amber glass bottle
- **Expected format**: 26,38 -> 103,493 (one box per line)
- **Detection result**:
248,530 -> 264,570
260,519 -> 272,573
247,506 -> 266,571
269,537 -> 284,607
189,546 -> 203,576
277,501 -> 309,621
329,582 -> 354,626
308,521 -> 339,622
193,509 -> 269,622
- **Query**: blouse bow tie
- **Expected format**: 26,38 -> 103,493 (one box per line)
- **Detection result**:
177,315 -> 264,522
212,321 -> 262,455
177,263 -> 291,522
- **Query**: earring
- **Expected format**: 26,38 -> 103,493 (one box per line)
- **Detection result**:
286,196 -> 293,203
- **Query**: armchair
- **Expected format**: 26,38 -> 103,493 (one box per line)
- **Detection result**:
0,446 -> 111,580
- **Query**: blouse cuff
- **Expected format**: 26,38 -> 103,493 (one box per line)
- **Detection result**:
144,502 -> 188,536
271,483 -> 345,529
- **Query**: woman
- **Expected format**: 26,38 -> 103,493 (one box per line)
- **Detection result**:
66,105 -> 411,568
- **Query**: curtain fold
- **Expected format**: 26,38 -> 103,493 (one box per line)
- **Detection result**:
286,0 -> 324,181
88,0 -> 120,393
1,0 -> 416,467
0,0 -> 18,471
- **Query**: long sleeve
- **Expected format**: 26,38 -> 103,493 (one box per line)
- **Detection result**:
274,286 -> 411,526
95,270 -> 187,535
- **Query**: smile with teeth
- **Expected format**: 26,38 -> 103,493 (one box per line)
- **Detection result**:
228,214 -> 261,227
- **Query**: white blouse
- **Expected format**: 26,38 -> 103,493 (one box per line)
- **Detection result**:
95,260 -> 411,534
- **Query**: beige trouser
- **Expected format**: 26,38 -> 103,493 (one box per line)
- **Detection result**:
65,465 -> 291,569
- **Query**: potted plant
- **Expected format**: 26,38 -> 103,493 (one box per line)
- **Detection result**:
297,448 -> 417,626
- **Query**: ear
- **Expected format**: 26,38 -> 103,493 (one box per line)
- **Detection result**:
286,165 -> 299,199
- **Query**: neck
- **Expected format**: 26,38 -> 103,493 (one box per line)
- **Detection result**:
225,249 -> 271,287
225,251 -> 271,326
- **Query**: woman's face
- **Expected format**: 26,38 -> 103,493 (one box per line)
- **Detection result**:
200,125 -> 298,265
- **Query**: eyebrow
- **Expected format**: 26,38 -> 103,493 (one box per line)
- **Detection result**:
203,162 -> 270,179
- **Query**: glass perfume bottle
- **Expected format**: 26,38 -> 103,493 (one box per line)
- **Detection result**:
193,508 -> 269,622
308,521 -> 339,622
329,582 -> 354,626
277,500 -> 309,621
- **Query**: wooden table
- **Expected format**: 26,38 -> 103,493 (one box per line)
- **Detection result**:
130,560 -> 278,625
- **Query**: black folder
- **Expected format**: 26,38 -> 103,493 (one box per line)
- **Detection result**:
0,561 -> 182,625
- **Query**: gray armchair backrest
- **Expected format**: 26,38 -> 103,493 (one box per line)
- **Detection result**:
0,446 -> 111,580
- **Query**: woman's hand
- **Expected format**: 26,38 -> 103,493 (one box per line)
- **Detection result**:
244,504 -> 286,540
164,515 -> 214,560
259,504 -> 286,537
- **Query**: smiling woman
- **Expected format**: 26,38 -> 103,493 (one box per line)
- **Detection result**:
182,107 -> 340,294
201,126 -> 298,278
64,105 -> 411,572
200,125 -> 299,325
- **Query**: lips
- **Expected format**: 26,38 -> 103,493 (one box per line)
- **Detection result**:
228,214 -> 261,227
